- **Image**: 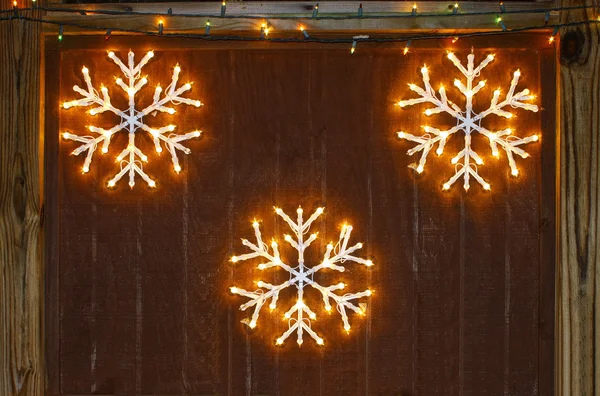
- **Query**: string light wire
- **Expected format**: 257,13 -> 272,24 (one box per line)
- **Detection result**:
1,15 -> 596,45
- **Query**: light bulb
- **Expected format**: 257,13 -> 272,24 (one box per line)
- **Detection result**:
316,207 -> 324,214
483,183 -> 491,190
475,158 -> 483,165
231,256 -> 238,263
365,260 -> 373,266
82,166 -> 89,173
397,131 -> 406,138
174,165 -> 181,173
511,169 -> 519,176
194,101 -> 201,107
82,66 -> 88,74
338,282 -> 345,289
230,286 -> 238,293
416,165 -> 424,173
514,70 -> 521,77
148,180 -> 156,188
108,180 -> 116,188
168,108 -> 175,114
174,65 -> 181,73
316,338 -> 324,345
532,135 -> 539,141
258,264 -> 266,270
101,147 -> 108,154
249,321 -> 256,329
184,83 -> 191,89
366,290 -> 373,296
443,183 -> 450,190
276,338 -> 284,345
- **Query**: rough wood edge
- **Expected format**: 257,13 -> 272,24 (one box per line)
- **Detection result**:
557,0 -> 600,394
0,0 -> 44,395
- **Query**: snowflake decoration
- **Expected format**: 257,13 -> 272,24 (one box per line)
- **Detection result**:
62,50 -> 203,188
396,51 -> 539,191
230,206 -> 373,347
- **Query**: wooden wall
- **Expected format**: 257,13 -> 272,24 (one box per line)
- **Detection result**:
43,35 -> 555,395
0,0 -> 44,394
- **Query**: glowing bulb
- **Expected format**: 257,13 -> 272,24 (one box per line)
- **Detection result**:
532,135 -> 539,141
344,324 -> 351,332
116,78 -> 122,84
397,131 -> 406,138
108,180 -> 116,188
512,169 -> 519,176
168,108 -> 176,114
230,286 -> 238,293
454,79 -> 460,87
231,256 -> 238,263
148,180 -> 156,188
412,3 -> 417,9
174,65 -> 181,73
101,147 -> 108,154
514,70 -> 521,77
416,165 -> 424,173
82,166 -> 89,173
451,157 -> 459,164
156,147 -> 163,153
269,303 -> 276,310
443,183 -> 450,190
403,46 -> 410,56
483,183 -> 491,190
258,264 -> 266,270
425,109 -> 432,116
141,155 -> 148,162
366,290 -> 373,296
184,83 -> 191,90
141,77 -> 148,84
338,282 -> 345,289
82,66 -> 88,74
276,338 -> 284,345
108,51 -> 115,57
365,260 -> 373,266
194,100 -> 201,107
62,102 -> 71,109
488,54 -> 495,60
299,25 -> 305,31
420,66 -> 428,74
284,235 -> 292,242
174,165 -> 181,173
316,338 -> 324,345
309,312 -> 316,319
447,52 -> 454,59
436,148 -> 443,156
158,19 -> 164,26
316,207 -> 324,214
475,158 -> 483,165
249,321 -> 256,329
297,207 -> 303,214
257,281 -> 264,287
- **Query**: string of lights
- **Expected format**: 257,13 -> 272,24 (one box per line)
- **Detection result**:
23,4 -> 600,20
1,3 -> 599,51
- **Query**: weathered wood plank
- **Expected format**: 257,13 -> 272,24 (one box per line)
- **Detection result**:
0,1 -> 43,395
557,0 -> 600,394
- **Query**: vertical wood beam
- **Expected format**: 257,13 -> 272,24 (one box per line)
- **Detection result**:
558,0 -> 600,394
0,1 -> 43,395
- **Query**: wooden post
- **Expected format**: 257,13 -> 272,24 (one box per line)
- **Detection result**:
0,0 -> 43,395
558,0 -> 600,394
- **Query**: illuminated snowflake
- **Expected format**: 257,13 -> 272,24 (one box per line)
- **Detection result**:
62,50 -> 203,188
230,206 -> 373,347
396,51 -> 539,191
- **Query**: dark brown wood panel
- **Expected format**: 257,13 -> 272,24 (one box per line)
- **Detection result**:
45,34 -> 555,395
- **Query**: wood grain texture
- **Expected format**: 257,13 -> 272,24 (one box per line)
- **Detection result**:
557,0 -> 600,393
44,34 -> 555,395
0,2 -> 43,395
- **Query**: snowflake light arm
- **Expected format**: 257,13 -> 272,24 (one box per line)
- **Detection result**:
396,52 -> 540,191
396,66 -> 465,174
61,50 -> 204,188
